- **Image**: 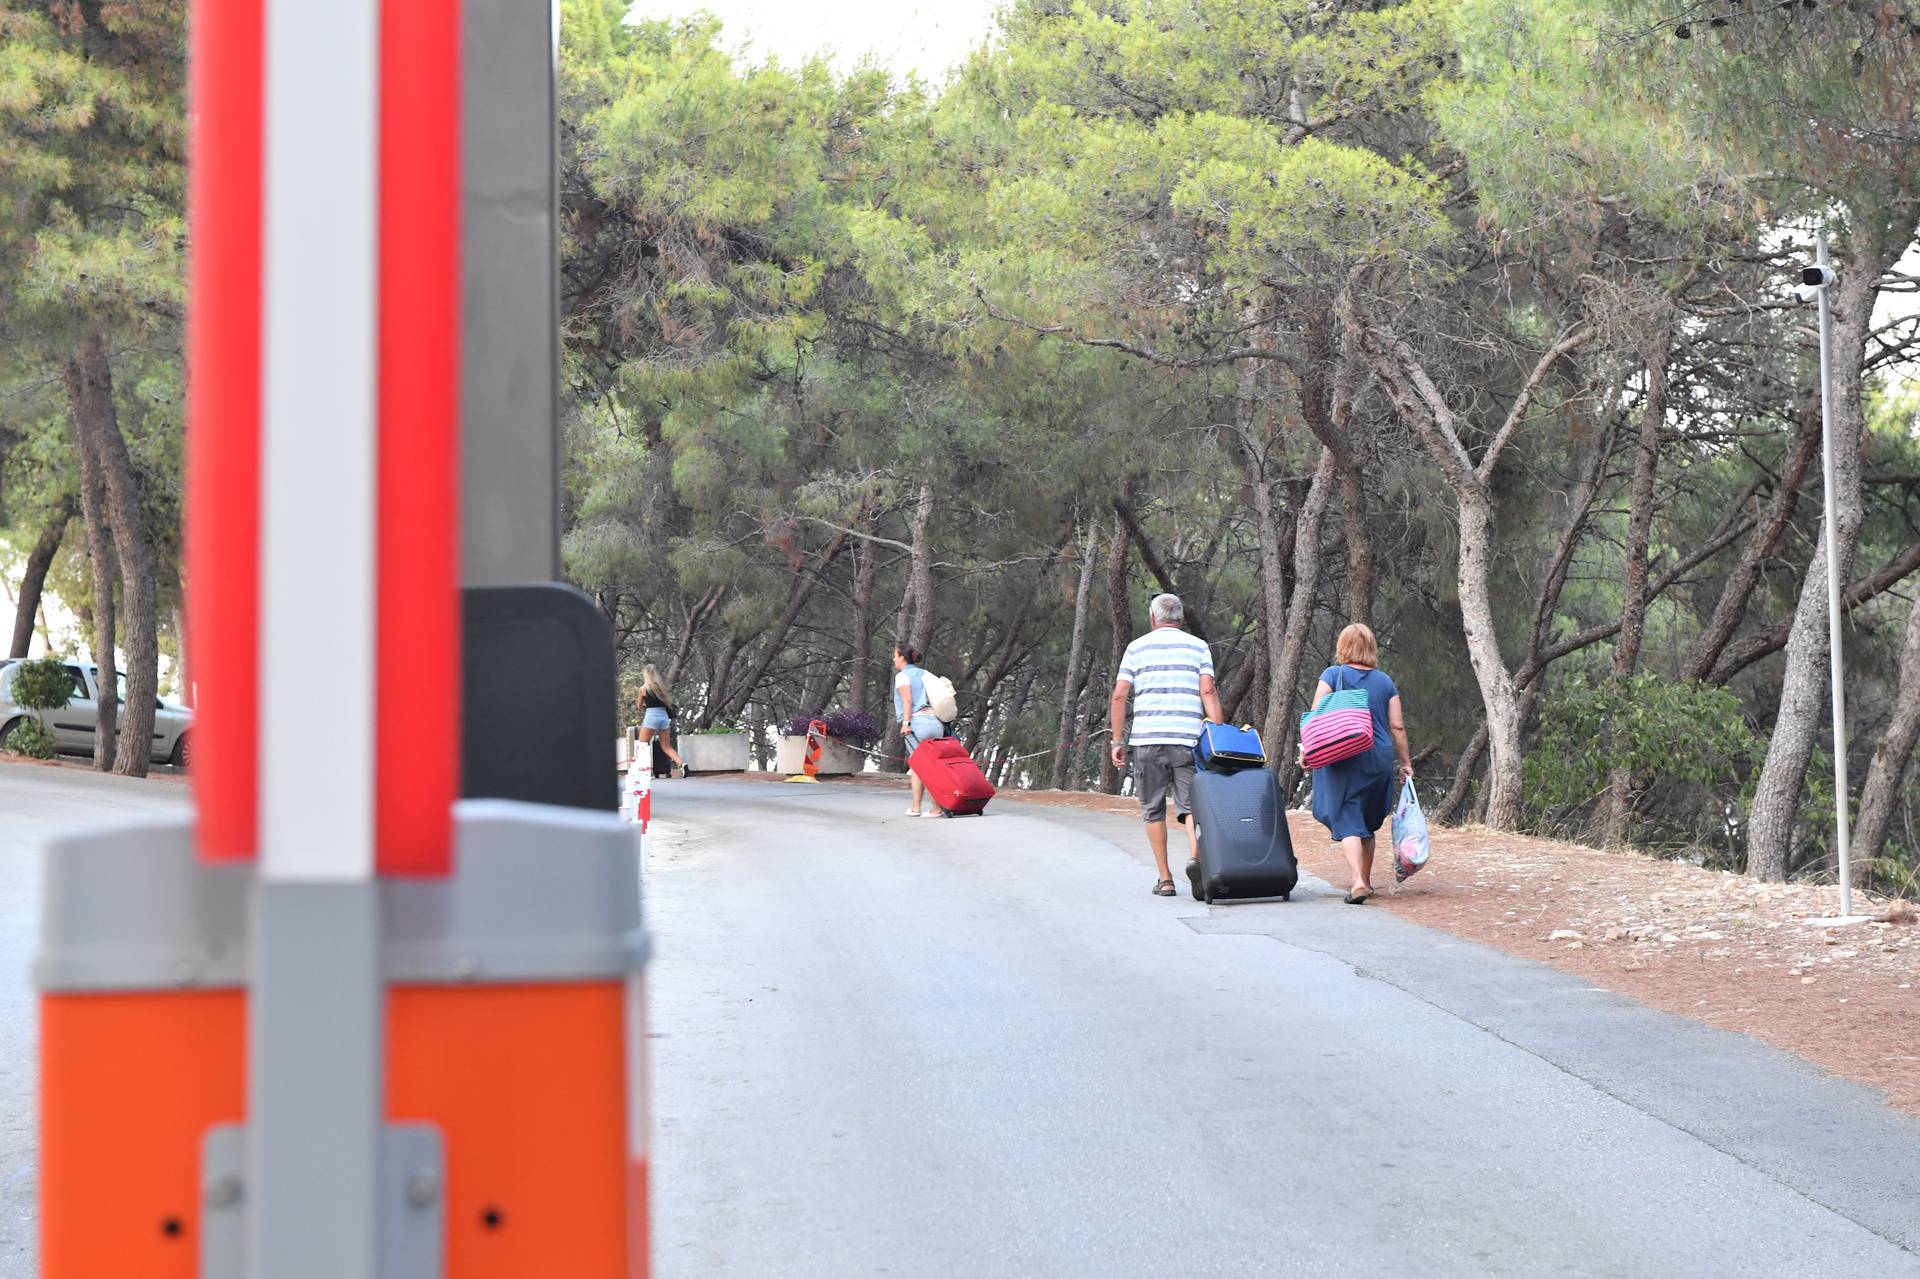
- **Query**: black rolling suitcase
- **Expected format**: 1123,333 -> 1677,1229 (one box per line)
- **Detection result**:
1185,766 -> 1298,903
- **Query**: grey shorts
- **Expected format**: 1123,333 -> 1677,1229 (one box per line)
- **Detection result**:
1132,744 -> 1195,823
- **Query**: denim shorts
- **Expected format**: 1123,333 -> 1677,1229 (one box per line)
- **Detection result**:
642,707 -> 672,732
904,713 -> 945,752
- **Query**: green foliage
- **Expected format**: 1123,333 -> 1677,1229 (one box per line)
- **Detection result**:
10,657 -> 75,712
3,657 -> 71,760
1526,675 -> 1762,854
0,0 -> 1911,878
2,716 -> 55,760
1432,0 -> 1745,238
0,4 -> 187,344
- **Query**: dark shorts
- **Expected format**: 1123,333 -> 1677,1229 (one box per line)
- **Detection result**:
1132,744 -> 1194,823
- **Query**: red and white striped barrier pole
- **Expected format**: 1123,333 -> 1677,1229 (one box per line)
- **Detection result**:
40,4 -> 648,1275
187,0 -> 461,1270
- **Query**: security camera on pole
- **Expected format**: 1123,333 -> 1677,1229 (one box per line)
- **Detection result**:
1798,237 -> 1862,922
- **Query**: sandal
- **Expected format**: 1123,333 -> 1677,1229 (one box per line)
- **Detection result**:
1153,879 -> 1177,897
1344,887 -> 1374,905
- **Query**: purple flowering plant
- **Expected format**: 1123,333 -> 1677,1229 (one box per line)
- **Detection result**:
786,709 -> 881,748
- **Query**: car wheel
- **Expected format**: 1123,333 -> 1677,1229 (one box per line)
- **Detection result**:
0,717 -> 23,750
170,732 -> 191,770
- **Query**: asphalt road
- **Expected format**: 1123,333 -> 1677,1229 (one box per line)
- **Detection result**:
0,761 -> 190,1277
2,765 -> 1917,1278
648,777 -> 1920,1279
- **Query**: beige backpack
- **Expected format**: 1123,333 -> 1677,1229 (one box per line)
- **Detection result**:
921,671 -> 959,723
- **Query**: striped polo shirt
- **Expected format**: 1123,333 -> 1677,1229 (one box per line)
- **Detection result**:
1117,626 -> 1215,746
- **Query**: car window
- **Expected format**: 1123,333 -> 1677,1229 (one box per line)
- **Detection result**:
62,666 -> 91,702
105,670 -> 166,709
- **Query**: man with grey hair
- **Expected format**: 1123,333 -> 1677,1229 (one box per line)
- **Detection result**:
1111,593 -> 1223,896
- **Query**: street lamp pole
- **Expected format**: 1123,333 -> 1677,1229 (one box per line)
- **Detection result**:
1811,235 -> 1854,916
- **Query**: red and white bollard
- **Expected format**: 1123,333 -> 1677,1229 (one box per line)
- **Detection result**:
625,750 -> 653,831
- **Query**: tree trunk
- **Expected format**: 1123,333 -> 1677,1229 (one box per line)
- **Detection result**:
1298,307 -> 1372,626
1357,314 -> 1590,833
849,506 -> 880,714
1336,457 -> 1373,629
1456,491 -> 1524,829
1070,656 -> 1108,789
1435,412 -> 1618,827
1101,506 -> 1132,794
1112,495 -> 1206,640
1602,325 -> 1670,847
990,666 -> 1039,787
68,405 -> 116,772
67,335 -> 158,777
1051,520 -> 1100,790
10,496 -> 74,659
713,528 -> 851,724
667,585 -> 723,690
1853,590 -> 1920,870
964,594 -> 1036,753
878,563 -> 918,772
171,605 -> 189,705
1274,448 -> 1335,798
1746,224 -> 1890,881
906,481 -> 935,654
700,631 -> 747,728
1709,540 -> 1920,686
1436,724 -> 1488,824
1242,435 -> 1295,753
1687,397 -> 1822,681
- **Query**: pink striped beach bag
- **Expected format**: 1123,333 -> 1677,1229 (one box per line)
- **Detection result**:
1298,688 -> 1374,768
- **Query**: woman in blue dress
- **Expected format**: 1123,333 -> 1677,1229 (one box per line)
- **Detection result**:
1304,624 -> 1415,904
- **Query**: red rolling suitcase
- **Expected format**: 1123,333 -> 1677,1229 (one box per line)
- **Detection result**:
909,738 -> 996,815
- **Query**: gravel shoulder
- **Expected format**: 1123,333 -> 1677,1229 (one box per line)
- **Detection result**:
749,770 -> 1920,1117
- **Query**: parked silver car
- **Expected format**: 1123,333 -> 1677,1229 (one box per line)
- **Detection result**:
0,659 -> 193,768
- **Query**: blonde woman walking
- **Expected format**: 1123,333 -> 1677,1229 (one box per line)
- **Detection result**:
1303,624 -> 1413,904
638,665 -> 688,778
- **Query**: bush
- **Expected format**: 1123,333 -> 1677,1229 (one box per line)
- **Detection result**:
2,717 -> 56,760
12,658 -> 76,713
5,659 -> 75,761
785,709 -> 880,748
1525,674 -> 1761,859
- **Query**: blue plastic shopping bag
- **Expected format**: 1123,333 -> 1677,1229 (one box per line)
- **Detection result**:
1391,778 -> 1431,883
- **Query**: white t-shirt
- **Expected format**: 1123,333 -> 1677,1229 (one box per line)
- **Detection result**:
1117,627 -> 1214,746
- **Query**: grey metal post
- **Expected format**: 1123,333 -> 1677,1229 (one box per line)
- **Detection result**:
462,0 -> 561,585
251,0 -> 387,1272
1814,236 -> 1854,916
247,883 -> 385,1279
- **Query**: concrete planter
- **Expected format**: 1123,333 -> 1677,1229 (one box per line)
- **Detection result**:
774,735 -> 862,776
680,732 -> 752,774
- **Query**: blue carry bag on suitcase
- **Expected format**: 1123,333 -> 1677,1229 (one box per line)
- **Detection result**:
1194,722 -> 1266,773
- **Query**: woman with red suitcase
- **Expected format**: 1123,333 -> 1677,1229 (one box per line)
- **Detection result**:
893,644 -> 947,817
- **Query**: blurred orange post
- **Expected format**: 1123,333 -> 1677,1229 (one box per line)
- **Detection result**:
38,808 -> 651,1277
